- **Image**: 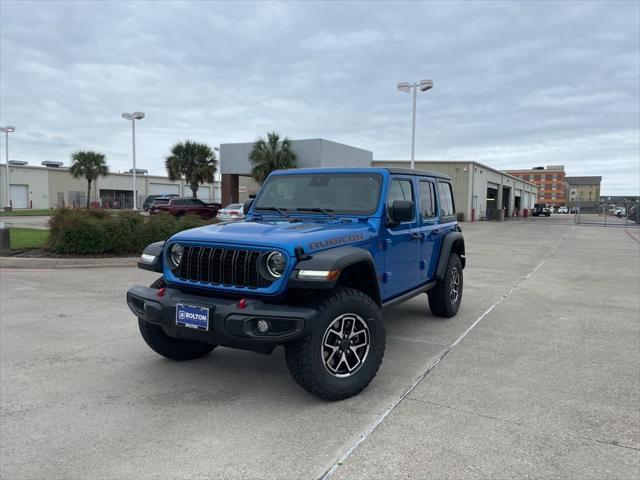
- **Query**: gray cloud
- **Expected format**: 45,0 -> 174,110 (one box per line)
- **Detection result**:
0,0 -> 638,194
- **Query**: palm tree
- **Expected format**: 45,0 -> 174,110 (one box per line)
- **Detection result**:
69,150 -> 109,208
249,132 -> 297,184
165,141 -> 217,198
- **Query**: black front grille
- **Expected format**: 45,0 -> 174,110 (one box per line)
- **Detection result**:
177,246 -> 270,289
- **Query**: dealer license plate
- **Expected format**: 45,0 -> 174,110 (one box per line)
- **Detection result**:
176,303 -> 210,331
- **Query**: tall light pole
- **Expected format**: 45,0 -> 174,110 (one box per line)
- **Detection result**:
0,126 -> 15,211
397,79 -> 433,169
213,146 -> 221,204
121,112 -> 145,210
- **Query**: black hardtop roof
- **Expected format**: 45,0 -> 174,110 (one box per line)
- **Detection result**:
384,167 -> 451,180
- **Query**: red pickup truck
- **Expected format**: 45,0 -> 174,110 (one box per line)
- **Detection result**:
150,197 -> 220,219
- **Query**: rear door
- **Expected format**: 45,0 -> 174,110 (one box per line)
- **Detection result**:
383,177 -> 422,297
418,179 -> 441,280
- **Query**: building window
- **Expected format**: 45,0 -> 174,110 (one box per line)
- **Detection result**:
552,193 -> 556,199
529,175 -> 534,181
541,174 -> 546,180
552,183 -> 557,190
553,174 -> 557,181
541,183 -> 545,190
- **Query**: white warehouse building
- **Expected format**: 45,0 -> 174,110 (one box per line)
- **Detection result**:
0,161 -> 219,210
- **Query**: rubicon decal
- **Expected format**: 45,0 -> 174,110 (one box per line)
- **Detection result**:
309,233 -> 364,251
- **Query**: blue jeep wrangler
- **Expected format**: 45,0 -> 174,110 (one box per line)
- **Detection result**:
127,167 -> 465,400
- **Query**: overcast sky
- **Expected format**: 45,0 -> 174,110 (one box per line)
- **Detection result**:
1,0 -> 639,195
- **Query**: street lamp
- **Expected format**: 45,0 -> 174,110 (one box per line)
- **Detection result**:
121,111 -> 145,210
213,147 -> 222,203
397,79 -> 433,169
0,126 -> 16,211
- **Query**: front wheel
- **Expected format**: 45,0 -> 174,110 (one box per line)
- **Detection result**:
285,288 -> 385,401
428,253 -> 463,318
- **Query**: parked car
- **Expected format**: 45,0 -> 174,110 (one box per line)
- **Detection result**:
558,206 -> 569,214
143,194 -> 178,211
128,167 -> 465,400
628,204 -> 640,224
610,207 -> 626,218
532,203 -> 551,216
149,197 -> 219,219
217,203 -> 245,222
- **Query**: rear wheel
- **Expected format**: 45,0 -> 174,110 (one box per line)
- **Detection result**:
138,277 -> 216,361
428,253 -> 463,318
285,287 -> 385,401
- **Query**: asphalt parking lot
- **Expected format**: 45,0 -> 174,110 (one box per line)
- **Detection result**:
1,216 -> 638,479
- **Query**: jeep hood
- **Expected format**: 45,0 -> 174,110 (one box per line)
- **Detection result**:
170,219 -> 378,254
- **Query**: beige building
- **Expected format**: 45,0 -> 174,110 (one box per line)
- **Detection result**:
0,162 -> 219,209
565,176 -> 602,207
373,160 -> 538,221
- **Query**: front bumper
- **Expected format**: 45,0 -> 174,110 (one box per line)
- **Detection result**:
127,286 -> 318,354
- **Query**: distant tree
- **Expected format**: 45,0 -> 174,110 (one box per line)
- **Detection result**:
249,132 -> 297,184
69,150 -> 109,208
165,141 -> 217,198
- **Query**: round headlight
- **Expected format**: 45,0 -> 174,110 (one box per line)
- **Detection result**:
266,251 -> 287,278
170,244 -> 184,269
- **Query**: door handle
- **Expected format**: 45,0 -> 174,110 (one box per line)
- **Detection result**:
411,233 -> 423,241
428,229 -> 441,237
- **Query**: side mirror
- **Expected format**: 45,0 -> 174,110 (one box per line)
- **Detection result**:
243,198 -> 254,215
388,200 -> 414,225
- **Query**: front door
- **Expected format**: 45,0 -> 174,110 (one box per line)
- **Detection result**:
383,177 -> 422,297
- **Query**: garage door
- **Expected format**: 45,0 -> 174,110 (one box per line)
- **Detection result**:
148,183 -> 180,196
197,186 -> 211,202
10,184 -> 28,209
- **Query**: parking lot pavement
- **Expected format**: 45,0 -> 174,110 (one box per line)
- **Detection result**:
0,215 -> 51,230
1,221 -> 638,479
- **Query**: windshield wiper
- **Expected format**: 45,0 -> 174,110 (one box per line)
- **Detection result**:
255,206 -> 289,217
296,207 -> 336,218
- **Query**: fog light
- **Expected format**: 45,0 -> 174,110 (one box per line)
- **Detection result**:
257,319 -> 270,333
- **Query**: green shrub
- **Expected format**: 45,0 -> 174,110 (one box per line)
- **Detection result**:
105,211 -> 145,254
141,212 -> 179,246
47,209 -> 109,254
46,209 -> 219,255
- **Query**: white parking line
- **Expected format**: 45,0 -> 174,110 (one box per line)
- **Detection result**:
320,259 -> 547,480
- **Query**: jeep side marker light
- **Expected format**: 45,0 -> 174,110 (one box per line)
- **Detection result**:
297,270 -> 340,281
140,253 -> 156,263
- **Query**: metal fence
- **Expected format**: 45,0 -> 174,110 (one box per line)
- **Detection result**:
574,202 -> 640,228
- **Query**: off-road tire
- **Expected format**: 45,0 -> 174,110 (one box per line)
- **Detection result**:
138,276 -> 216,361
428,253 -> 463,318
285,287 -> 385,401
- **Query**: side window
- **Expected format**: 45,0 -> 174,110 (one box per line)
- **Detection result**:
387,178 -> 415,222
193,199 -> 205,206
437,182 -> 455,217
419,180 -> 436,218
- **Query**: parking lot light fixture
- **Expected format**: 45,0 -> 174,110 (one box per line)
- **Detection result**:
397,79 -> 434,169
121,112 -> 145,210
0,126 -> 16,211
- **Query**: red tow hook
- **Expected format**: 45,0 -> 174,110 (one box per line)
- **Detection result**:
157,287 -> 166,298
238,298 -> 248,309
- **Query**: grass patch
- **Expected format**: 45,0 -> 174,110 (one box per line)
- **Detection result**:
1,209 -> 57,216
10,228 -> 50,250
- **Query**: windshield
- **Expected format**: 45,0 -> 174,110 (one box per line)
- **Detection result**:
254,173 -> 382,215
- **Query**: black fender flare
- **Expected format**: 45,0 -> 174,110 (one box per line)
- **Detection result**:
288,246 -> 381,305
137,241 -> 165,273
435,232 -> 465,280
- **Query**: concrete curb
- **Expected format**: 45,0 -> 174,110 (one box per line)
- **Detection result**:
0,256 -> 138,269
